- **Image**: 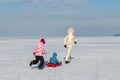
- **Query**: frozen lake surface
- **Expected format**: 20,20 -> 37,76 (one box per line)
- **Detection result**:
0,36 -> 120,80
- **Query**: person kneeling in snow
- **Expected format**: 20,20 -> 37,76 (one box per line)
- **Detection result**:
29,38 -> 46,69
49,52 -> 60,64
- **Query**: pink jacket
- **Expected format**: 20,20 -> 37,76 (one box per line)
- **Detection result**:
34,42 -> 45,56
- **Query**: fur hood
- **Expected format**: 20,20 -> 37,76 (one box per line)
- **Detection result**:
67,27 -> 75,34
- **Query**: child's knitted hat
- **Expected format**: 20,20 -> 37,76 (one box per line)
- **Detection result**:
40,38 -> 45,44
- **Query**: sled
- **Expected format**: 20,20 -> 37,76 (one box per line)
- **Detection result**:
46,62 -> 62,68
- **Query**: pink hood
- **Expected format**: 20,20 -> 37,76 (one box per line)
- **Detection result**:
34,42 -> 45,56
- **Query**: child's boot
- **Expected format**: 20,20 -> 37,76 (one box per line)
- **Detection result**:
38,67 -> 43,69
29,61 -> 33,67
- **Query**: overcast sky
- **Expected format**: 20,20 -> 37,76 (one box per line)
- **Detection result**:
0,0 -> 120,37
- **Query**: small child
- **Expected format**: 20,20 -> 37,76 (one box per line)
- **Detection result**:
64,27 -> 77,64
29,38 -> 46,69
46,52 -> 61,68
49,52 -> 60,64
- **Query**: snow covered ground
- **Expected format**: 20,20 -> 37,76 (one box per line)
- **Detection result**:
0,36 -> 120,80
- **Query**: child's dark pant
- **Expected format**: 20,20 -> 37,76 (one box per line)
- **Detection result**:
31,56 -> 44,68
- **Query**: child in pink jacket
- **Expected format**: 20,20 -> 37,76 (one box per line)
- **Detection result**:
29,38 -> 46,69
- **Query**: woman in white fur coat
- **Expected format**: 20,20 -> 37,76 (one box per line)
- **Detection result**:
64,27 -> 77,64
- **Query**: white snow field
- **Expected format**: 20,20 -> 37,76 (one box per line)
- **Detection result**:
0,37 -> 120,80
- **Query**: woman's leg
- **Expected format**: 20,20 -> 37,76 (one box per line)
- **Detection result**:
65,47 -> 72,62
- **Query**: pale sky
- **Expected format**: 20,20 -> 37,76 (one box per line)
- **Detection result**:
0,0 -> 120,36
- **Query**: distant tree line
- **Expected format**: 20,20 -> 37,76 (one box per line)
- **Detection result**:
113,33 -> 120,36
